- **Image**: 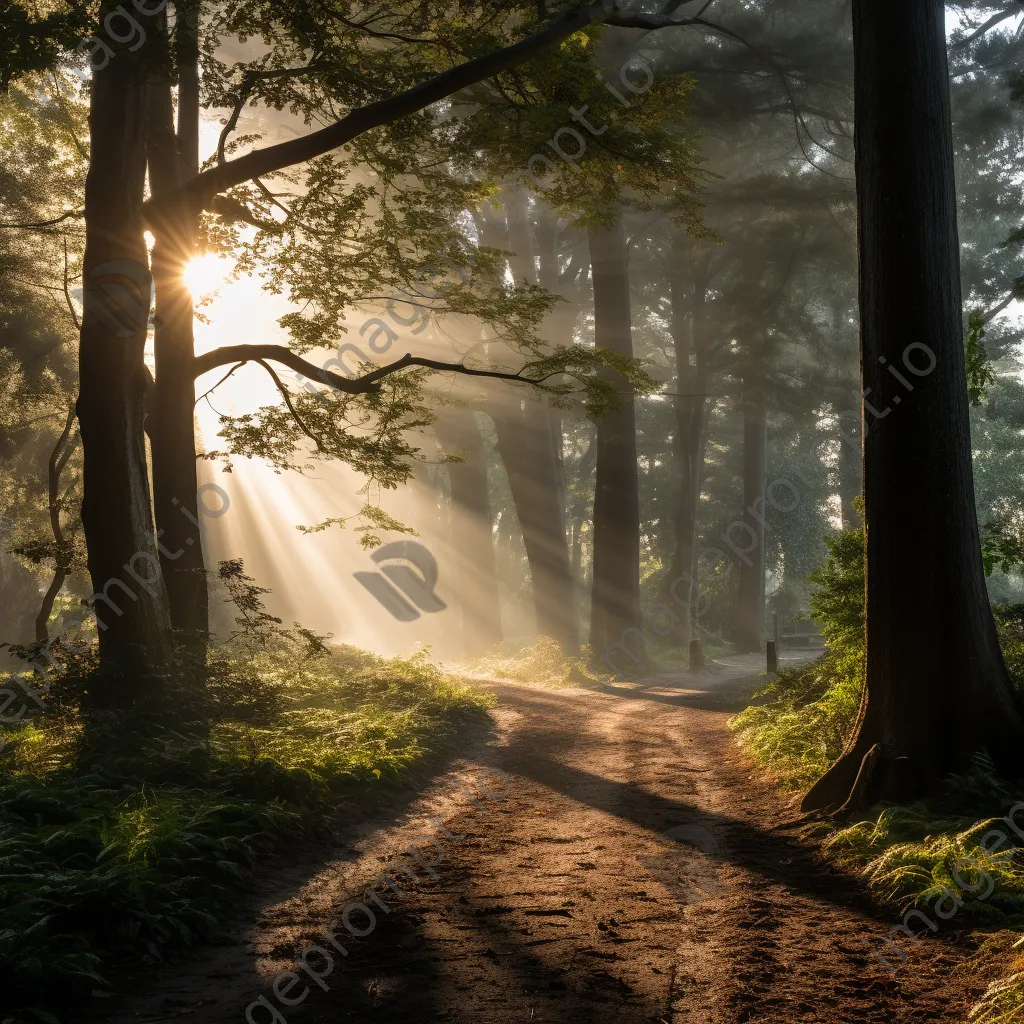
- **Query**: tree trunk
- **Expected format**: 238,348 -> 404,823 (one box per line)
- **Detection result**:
146,25 -> 208,653
803,0 -> 1024,811
493,401 -> 579,651
434,409 -> 503,657
569,432 -> 596,601
666,238 -> 711,647
735,393 -> 766,653
587,215 -> 641,654
35,408 -> 77,642
78,9 -> 172,677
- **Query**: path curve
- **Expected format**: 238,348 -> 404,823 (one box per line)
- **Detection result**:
85,659 -> 987,1024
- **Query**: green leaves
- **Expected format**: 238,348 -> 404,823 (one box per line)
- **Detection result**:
807,500 -> 865,659
966,311 -> 998,408
981,521 -> 1024,578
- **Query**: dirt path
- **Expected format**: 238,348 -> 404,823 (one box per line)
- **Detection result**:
87,659 -> 991,1024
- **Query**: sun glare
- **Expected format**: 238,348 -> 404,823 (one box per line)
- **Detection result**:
182,253 -> 229,297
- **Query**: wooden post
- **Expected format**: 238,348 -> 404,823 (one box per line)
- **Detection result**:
688,638 -> 704,672
767,640 -> 778,674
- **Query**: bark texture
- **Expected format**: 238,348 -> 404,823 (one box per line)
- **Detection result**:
803,0 -> 1024,811
147,76 -> 207,648
78,17 -> 171,675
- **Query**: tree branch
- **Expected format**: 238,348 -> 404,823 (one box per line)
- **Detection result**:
951,5 -> 1022,50
193,344 -> 373,392
192,343 -> 559,395
0,209 -> 84,230
145,2 -> 625,225
254,358 -> 323,449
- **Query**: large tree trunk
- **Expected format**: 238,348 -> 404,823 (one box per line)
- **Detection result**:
78,6 -> 172,677
147,13 -> 208,652
803,0 -> 1024,811
735,392 -> 766,653
587,215 -> 641,654
434,410 -> 503,657
666,237 -> 711,647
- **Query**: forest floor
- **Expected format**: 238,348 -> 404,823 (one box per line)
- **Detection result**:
78,656 -> 1007,1024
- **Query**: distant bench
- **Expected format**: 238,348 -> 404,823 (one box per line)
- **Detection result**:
778,623 -> 824,649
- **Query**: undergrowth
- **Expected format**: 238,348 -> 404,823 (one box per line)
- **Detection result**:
729,512 -> 1024,1019
729,508 -> 864,789
469,636 -> 612,689
967,937 -> 1024,1024
0,562 -> 490,1024
816,755 -> 1024,917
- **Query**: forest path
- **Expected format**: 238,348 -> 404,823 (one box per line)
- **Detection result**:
89,658 -> 987,1024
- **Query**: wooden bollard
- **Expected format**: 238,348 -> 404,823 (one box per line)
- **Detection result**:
766,640 -> 778,674
688,639 -> 704,672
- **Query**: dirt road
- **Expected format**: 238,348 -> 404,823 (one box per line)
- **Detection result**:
91,660 -> 991,1024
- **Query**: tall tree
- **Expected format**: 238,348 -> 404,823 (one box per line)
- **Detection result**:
735,384 -> 766,652
588,214 -> 642,652
803,0 -> 1024,811
78,3 -> 172,678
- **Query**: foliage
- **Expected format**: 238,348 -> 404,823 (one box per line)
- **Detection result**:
0,570 -> 490,1023
730,510 -> 865,787
982,521 -> 1024,578
967,312 -> 998,408
0,69 -> 88,643
820,754 -> 1024,921
994,604 -> 1024,692
967,946 -> 1024,1024
470,636 -> 611,690
192,1 -> 698,526
807,498 -> 865,658
0,1 -> 95,88
729,654 -> 862,788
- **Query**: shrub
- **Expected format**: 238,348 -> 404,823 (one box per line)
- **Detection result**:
729,509 -> 864,787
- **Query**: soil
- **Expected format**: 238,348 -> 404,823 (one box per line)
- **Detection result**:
80,658 -> 1005,1024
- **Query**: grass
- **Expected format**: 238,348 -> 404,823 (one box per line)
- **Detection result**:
468,636 -> 613,689
0,638 -> 490,1024
815,756 -> 1024,918
968,940 -> 1024,1024
727,650 -> 862,788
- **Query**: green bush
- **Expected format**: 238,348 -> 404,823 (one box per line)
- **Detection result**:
729,509 -> 865,787
730,509 -> 1024,786
994,604 -> 1024,697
